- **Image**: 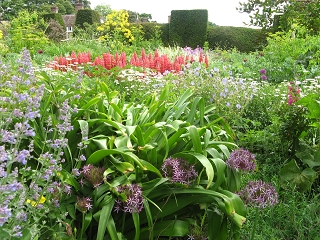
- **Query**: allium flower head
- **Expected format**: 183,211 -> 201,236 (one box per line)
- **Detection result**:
237,180 -> 278,208
226,148 -> 256,172
82,164 -> 105,188
114,184 -> 144,213
161,157 -> 198,186
261,75 -> 268,81
259,69 -> 267,75
76,197 -> 92,213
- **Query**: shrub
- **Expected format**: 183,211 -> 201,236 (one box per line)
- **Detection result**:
45,19 -> 66,43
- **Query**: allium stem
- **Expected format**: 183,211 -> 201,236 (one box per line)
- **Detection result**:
250,208 -> 260,240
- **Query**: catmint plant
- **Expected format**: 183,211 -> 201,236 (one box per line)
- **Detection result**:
0,49 -> 74,238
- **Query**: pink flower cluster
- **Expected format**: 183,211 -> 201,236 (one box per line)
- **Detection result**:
288,82 -> 300,106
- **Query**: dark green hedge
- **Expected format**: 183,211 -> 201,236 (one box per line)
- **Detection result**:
169,9 -> 208,48
41,13 -> 65,28
75,9 -> 100,29
207,26 -> 269,53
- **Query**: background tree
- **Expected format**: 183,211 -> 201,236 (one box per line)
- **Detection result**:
237,0 -> 320,34
138,13 -> 152,22
94,3 -> 112,18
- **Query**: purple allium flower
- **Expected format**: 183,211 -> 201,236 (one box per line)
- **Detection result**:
237,180 -> 279,208
76,197 -> 92,213
114,184 -> 144,213
161,157 -> 198,186
259,69 -> 267,75
226,148 -> 256,172
261,75 -> 268,80
82,164 -> 105,188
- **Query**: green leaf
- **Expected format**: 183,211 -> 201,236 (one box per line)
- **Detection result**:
187,126 -> 202,154
74,96 -> 101,119
139,159 -> 162,177
87,148 -> 145,170
96,199 -> 118,240
141,220 -> 190,238
211,158 -> 227,190
132,212 -> 140,240
280,159 -> 318,192
81,211 -> 92,237
296,150 -> 320,168
92,138 -> 108,149
143,200 -> 154,240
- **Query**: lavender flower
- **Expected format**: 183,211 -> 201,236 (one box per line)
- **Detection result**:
226,148 -> 256,172
237,180 -> 279,208
161,157 -> 198,186
114,184 -> 144,213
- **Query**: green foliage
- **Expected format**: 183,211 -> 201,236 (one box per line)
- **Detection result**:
63,83 -> 245,239
45,19 -> 66,43
207,26 -> 268,52
94,3 -> 112,18
9,10 -> 49,54
75,9 -> 101,29
169,9 -> 208,48
42,13 -> 66,29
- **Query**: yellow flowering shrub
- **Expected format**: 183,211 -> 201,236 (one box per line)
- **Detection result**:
0,30 -> 3,39
97,10 -> 135,45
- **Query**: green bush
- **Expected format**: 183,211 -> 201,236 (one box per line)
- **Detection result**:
41,13 -> 66,29
207,26 -> 268,53
169,9 -> 208,48
45,19 -> 66,42
75,9 -> 101,29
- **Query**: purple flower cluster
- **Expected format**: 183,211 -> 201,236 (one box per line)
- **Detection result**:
259,69 -> 267,81
237,180 -> 279,208
226,148 -> 256,172
114,184 -> 144,213
82,164 -> 105,188
161,157 -> 198,186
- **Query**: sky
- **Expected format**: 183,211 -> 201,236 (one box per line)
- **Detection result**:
89,0 -> 253,28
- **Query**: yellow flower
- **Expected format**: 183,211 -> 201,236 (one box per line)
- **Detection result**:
26,195 -> 46,207
97,26 -> 104,31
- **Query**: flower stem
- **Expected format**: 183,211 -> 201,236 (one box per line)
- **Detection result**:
250,208 -> 259,240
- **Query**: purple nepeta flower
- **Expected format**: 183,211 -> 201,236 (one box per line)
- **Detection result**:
161,157 -> 198,186
114,184 -> 144,213
226,148 -> 256,172
0,205 -> 12,226
237,180 -> 279,208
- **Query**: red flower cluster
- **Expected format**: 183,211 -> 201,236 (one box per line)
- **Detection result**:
47,48 -> 209,75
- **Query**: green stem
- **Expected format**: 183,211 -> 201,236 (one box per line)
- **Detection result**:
250,208 -> 260,240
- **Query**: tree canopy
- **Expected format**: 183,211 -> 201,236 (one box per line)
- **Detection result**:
237,0 -> 320,34
0,0 -> 91,20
